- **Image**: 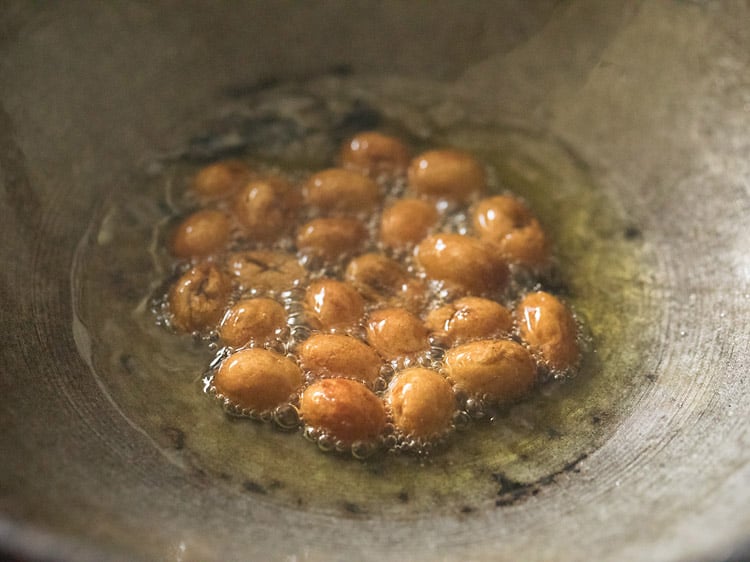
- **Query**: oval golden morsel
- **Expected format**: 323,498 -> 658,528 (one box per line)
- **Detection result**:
233,176 -> 300,242
170,209 -> 231,259
426,296 -> 514,345
415,233 -> 509,296
192,160 -> 252,199
218,298 -> 287,347
345,253 -> 427,313
168,263 -> 231,333
304,279 -> 365,331
472,195 -> 534,237
444,339 -> 538,403
365,307 -> 430,360
224,250 -> 307,294
339,131 -> 411,176
516,291 -> 580,372
303,168 -> 380,215
298,334 -> 382,385
387,368 -> 455,440
407,149 -> 486,202
300,378 -> 387,446
380,198 -> 440,250
295,217 -> 368,264
472,195 -> 551,267
214,348 -> 303,413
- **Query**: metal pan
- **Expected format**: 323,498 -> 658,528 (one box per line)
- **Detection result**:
1,2 -> 748,560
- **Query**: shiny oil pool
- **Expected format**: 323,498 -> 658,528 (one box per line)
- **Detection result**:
72,77 -> 657,518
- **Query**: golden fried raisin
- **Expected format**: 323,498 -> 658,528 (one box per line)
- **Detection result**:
365,307 -> 430,360
304,279 -> 365,331
345,253 -> 426,313
233,177 -> 300,242
192,160 -> 251,199
415,233 -> 509,296
218,298 -> 287,347
426,296 -> 513,345
472,195 -> 550,267
300,378 -> 387,445
303,168 -> 380,215
516,291 -> 580,372
340,131 -> 411,176
408,149 -> 486,202
387,368 -> 455,439
168,263 -> 231,332
214,348 -> 302,412
380,198 -> 439,250
444,339 -> 537,403
224,250 -> 306,294
296,217 -> 368,264
298,334 -> 382,385
170,209 -> 231,259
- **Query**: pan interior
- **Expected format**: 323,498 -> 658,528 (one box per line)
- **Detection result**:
72,76 -> 656,517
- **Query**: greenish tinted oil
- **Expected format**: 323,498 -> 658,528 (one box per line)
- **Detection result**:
74,93 -> 657,520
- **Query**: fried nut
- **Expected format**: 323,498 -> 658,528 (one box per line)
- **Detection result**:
379,198 -> 439,250
170,209 -> 231,259
516,291 -> 580,372
408,149 -> 486,202
168,262 -> 231,333
304,279 -> 365,331
218,298 -> 287,347
214,348 -> 303,412
339,131 -> 411,176
415,233 -> 509,296
300,378 -> 387,445
444,339 -> 537,403
387,367 -> 455,439
298,334 -> 382,385
425,296 -> 513,345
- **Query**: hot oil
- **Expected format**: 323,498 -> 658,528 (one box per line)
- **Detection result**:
72,78 -> 657,517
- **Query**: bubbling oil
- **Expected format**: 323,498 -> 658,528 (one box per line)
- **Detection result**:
72,77 -> 653,515
150,131 -> 588,459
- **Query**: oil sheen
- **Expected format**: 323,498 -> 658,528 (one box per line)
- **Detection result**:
71,76 -> 657,517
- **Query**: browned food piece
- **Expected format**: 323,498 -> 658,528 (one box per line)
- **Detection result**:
218,298 -> 287,347
426,296 -> 513,345
472,195 -> 550,267
339,131 -> 411,176
302,168 -> 380,215
493,221 -> 549,268
214,348 -> 303,412
192,160 -> 252,199
365,307 -> 430,360
233,176 -> 300,242
407,149 -> 486,202
296,217 -> 368,263
516,291 -> 580,372
386,368 -> 455,439
380,198 -> 440,250
415,233 -> 509,296
345,253 -> 427,313
168,263 -> 232,332
300,378 -> 387,445
170,209 -> 231,259
225,250 -> 306,294
298,334 -> 382,385
304,279 -> 365,331
444,339 -> 537,403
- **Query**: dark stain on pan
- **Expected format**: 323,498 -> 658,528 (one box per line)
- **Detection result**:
242,480 -> 268,495
162,426 -> 186,450
623,225 -> 643,240
492,453 -> 588,508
